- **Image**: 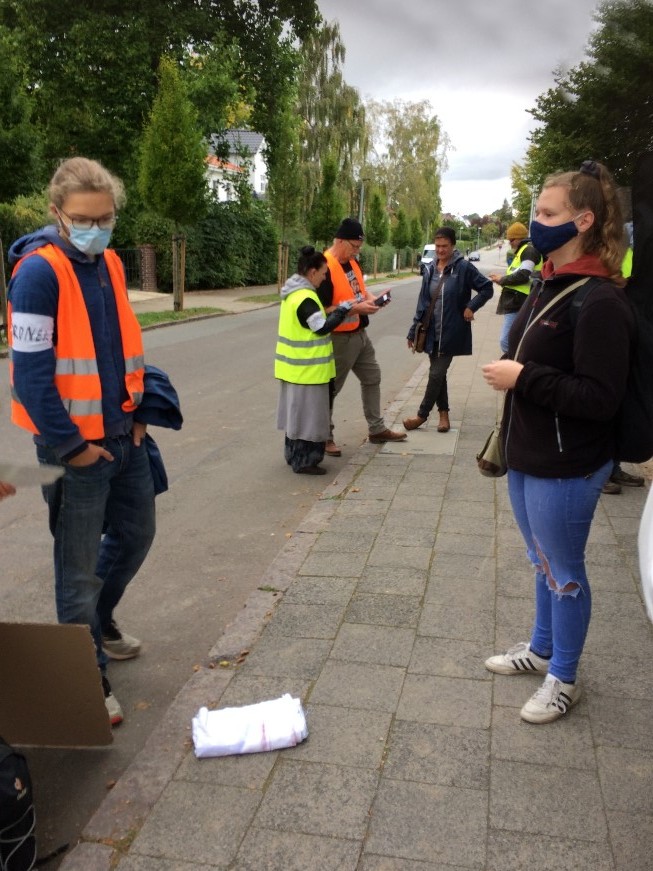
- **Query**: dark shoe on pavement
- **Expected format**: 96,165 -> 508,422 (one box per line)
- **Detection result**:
610,468 -> 645,487
295,465 -> 327,475
403,415 -> 426,430
437,411 -> 451,433
602,480 -> 622,495
102,675 -> 123,727
102,620 -> 142,660
325,440 -> 342,457
368,429 -> 408,443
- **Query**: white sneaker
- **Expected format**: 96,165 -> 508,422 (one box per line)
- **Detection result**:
520,674 -> 581,724
485,642 -> 550,676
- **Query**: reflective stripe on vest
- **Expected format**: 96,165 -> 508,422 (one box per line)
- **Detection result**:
8,244 -> 145,439
504,242 -> 543,296
324,251 -> 365,332
274,288 -> 336,384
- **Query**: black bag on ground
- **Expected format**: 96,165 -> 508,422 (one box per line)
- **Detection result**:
0,739 -> 36,871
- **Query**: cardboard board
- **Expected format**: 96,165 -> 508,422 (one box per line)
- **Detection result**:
0,622 -> 113,747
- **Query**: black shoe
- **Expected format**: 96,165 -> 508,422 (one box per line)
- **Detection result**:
295,465 -> 327,475
610,468 -> 645,487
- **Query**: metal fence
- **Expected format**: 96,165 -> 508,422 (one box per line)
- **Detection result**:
114,248 -> 141,289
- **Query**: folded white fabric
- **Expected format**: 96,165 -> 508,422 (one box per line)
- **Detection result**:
192,693 -> 308,758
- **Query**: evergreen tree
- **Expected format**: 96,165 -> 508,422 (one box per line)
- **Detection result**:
365,192 -> 389,278
309,157 -> 344,248
391,209 -> 410,270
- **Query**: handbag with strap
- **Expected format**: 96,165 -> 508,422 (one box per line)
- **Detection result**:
476,278 -> 589,478
413,271 -> 446,353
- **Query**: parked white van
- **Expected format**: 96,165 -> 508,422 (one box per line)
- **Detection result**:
419,244 -> 435,274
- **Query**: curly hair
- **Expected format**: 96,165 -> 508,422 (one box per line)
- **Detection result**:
542,161 -> 626,282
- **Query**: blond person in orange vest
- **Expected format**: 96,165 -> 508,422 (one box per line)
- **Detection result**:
7,157 -> 155,727
316,218 -> 407,456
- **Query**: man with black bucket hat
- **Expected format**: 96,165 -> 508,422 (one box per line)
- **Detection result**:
316,218 -> 407,456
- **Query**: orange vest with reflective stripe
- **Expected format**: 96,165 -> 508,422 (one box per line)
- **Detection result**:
325,251 -> 366,332
8,244 -> 145,439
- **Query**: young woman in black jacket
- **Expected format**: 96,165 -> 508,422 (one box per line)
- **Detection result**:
481,161 -> 633,724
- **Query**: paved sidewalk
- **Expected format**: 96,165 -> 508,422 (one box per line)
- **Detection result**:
61,302 -> 653,870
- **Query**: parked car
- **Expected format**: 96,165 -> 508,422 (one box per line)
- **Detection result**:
468,250 -> 480,261
419,244 -> 435,274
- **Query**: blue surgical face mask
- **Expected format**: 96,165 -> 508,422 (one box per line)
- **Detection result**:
529,215 -> 582,256
68,225 -> 113,256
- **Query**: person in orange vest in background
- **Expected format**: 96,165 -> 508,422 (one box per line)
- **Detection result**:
316,218 -> 407,456
7,157 -> 156,727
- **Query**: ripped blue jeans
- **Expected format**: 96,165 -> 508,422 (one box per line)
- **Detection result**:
507,460 -> 612,683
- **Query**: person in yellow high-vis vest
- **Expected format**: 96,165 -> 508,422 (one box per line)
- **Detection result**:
276,246 -> 354,474
490,222 -> 543,354
7,157 -> 156,728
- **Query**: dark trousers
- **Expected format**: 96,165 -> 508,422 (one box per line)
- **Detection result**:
417,352 -> 453,419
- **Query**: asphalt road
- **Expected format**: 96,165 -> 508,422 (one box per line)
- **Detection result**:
0,270 -> 444,862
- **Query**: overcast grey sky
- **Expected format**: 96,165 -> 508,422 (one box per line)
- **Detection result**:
317,0 -> 603,216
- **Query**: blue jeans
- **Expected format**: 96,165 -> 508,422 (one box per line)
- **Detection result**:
37,435 -> 156,672
500,313 -> 519,354
507,460 -> 612,683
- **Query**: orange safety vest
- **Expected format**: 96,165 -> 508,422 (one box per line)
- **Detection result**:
324,251 -> 366,332
8,243 -> 145,440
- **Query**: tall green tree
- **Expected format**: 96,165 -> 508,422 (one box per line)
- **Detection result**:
365,191 -> 389,278
527,0 -> 653,185
138,57 -> 208,310
391,209 -> 410,269
409,216 -> 423,272
309,156 -> 344,248
0,26 -> 40,200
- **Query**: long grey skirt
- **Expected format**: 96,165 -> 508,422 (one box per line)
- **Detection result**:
276,381 -> 330,443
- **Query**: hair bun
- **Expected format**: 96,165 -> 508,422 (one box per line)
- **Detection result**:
300,245 -> 316,257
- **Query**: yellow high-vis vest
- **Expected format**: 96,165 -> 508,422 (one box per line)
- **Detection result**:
274,288 -> 336,384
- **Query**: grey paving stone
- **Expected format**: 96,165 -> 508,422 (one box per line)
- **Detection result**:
397,674 -> 492,729
607,810 -> 653,871
312,529 -> 379,552
236,634 -> 331,680
345,593 -> 421,628
582,651 -> 653,700
346,484 -> 395,501
491,705 -> 596,768
379,526 -> 438,548
235,828 -> 360,871
395,480 -> 446,499
423,575 -> 490,607
585,541 -> 628,566
261,602 -> 345,639
336,499 -> 390,517
327,513 -> 386,535
384,508 -> 441,531
367,543 -> 433,571
254,760 -> 378,839
433,532 -> 495,557
299,551 -> 368,577
588,694 -> 653,752
486,830 -> 614,871
383,719 -> 489,790
174,744 -> 277,788
212,674 -> 312,708
282,576 -> 357,606
357,566 -> 428,597
310,661 -> 406,712
442,483 -> 495,503
128,781 -> 261,866
365,779 -> 486,868
444,498 -> 497,519
429,551 -> 495,581
408,636 -> 491,681
418,601 -> 494,645
391,494 -> 445,513
330,622 -> 415,667
596,746 -> 653,814
359,857 -> 464,870
437,513 -> 495,537
585,609 -> 653,657
490,760 -> 607,840
61,843 -> 113,870
284,703 -> 391,768
118,857 -> 219,870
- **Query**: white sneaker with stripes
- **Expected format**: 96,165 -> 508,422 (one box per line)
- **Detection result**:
485,641 -> 549,676
520,673 -> 581,724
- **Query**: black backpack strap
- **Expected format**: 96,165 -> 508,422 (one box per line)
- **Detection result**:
568,277 -> 603,328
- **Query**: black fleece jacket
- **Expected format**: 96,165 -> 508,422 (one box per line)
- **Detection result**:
502,270 -> 634,478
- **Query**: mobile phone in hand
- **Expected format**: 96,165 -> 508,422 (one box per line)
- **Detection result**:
374,291 -> 391,307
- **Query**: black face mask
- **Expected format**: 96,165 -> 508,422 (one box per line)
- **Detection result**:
529,218 -> 580,256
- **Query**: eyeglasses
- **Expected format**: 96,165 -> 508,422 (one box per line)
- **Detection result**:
57,208 -> 116,231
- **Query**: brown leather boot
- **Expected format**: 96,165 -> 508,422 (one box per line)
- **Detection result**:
403,415 -> 426,431
437,411 -> 450,432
